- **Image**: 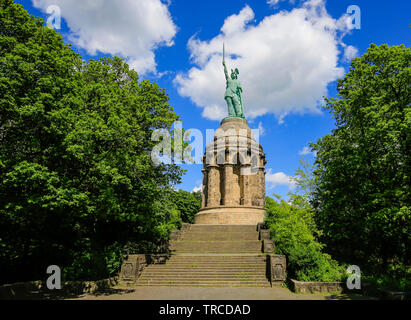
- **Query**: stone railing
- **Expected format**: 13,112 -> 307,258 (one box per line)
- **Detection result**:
258,226 -> 275,253
257,224 -> 287,286
290,279 -> 345,294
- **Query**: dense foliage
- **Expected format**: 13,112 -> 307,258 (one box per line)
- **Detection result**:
0,0 -> 184,283
170,190 -> 201,223
311,44 -> 410,281
264,160 -> 345,282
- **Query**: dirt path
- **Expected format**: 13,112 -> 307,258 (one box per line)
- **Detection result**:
68,285 -> 370,300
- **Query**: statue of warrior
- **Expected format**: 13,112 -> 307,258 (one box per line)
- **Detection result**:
222,44 -> 244,118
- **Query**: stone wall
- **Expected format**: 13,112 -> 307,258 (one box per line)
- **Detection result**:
0,277 -> 118,299
290,279 -> 345,294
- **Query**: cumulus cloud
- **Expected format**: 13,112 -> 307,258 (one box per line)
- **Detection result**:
266,170 -> 296,189
192,180 -> 202,193
32,0 -> 177,75
192,185 -> 202,193
174,0 -> 355,121
258,122 -> 266,137
299,145 -> 317,156
267,0 -> 296,8
343,45 -> 359,62
267,0 -> 281,6
299,146 -> 311,155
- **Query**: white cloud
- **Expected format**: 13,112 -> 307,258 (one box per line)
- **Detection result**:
258,122 -> 266,136
192,180 -> 202,193
174,0 -> 355,121
32,0 -> 177,75
299,146 -> 311,155
192,185 -> 202,193
267,0 -> 281,6
266,170 -> 296,189
299,145 -> 317,156
267,0 -> 295,8
343,45 -> 359,62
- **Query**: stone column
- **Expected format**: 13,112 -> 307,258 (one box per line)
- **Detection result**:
255,166 -> 265,207
223,163 -> 235,206
201,169 -> 207,208
207,164 -> 220,207
241,164 -> 252,206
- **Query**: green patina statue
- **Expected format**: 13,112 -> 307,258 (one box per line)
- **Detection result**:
223,44 -> 245,119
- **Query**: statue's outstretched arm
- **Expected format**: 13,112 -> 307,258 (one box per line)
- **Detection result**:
223,61 -> 229,81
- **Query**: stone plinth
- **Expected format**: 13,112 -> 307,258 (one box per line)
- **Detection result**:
195,118 -> 267,225
194,206 -> 266,225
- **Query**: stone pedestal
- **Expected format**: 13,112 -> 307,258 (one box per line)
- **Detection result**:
268,254 -> 287,285
195,118 -> 267,225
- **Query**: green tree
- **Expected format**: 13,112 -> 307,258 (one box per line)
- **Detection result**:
0,0 -> 183,283
311,44 -> 411,277
264,194 -> 344,282
170,189 -> 201,223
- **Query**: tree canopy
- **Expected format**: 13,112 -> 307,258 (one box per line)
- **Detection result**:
0,0 -> 184,283
311,44 -> 410,278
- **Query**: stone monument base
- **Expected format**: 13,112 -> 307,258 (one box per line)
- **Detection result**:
194,206 -> 265,225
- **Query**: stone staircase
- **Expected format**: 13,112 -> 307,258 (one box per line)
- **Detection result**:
134,225 -> 271,287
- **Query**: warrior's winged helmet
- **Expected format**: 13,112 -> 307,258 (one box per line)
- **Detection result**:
230,68 -> 239,79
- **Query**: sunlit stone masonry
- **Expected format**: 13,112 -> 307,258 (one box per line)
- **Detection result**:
194,117 -> 267,225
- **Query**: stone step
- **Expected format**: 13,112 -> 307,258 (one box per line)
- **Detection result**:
186,225 -> 257,232
147,262 -> 266,266
169,248 -> 262,252
164,254 -> 266,259
170,249 -> 262,254
165,255 -> 266,259
127,224 -> 269,288
170,241 -> 262,250
170,250 -> 261,254
163,260 -> 266,264
161,261 -> 265,264
142,268 -> 266,272
170,240 -> 261,244
169,246 -> 262,250
149,261 -> 266,265
142,270 -> 267,275
181,232 -> 258,241
163,259 -> 266,262
140,274 -> 267,279
134,280 -> 271,287
145,267 -> 267,272
140,276 -> 267,280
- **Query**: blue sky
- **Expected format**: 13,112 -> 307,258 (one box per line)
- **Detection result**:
16,0 -> 410,199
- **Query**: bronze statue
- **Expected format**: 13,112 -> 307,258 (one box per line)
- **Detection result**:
223,44 -> 245,119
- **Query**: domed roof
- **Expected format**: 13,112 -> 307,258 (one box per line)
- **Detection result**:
205,118 -> 263,154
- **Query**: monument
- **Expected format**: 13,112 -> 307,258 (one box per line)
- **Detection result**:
194,45 -> 267,225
